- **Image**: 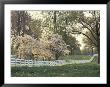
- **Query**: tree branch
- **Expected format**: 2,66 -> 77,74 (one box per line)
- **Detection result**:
80,21 -> 98,42
72,31 -> 98,47
79,17 -> 98,36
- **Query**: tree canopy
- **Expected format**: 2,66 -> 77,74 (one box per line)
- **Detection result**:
11,10 -> 100,62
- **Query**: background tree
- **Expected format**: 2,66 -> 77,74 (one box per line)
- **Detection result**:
11,11 -> 32,36
11,10 -> 100,62
71,11 -> 100,63
53,10 -> 100,63
11,11 -> 42,39
51,11 -> 81,55
49,34 -> 70,60
28,19 -> 42,39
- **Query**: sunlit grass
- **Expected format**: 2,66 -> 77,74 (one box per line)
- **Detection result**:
59,55 -> 91,60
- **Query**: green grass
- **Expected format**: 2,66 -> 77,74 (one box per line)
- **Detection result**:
11,63 -> 100,77
59,55 -> 91,60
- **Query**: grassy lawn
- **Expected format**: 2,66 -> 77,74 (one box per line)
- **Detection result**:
11,63 -> 100,77
59,55 -> 91,60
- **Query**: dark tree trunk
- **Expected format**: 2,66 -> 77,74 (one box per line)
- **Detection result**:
91,47 -> 94,55
22,11 -> 26,36
55,52 -> 61,60
53,11 -> 57,33
95,19 -> 100,64
55,53 -> 59,60
97,38 -> 100,64
17,11 -> 21,36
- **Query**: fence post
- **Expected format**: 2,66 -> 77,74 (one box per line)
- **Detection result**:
15,58 -> 16,66
28,59 -> 29,66
20,58 -> 21,66
24,59 -> 25,66
34,59 -> 36,66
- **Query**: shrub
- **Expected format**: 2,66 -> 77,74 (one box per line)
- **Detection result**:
11,34 -> 70,60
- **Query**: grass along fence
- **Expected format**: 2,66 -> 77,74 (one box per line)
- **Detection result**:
11,54 -> 98,67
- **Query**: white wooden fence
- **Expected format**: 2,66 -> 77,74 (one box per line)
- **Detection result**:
11,54 -> 98,67
11,57 -> 66,67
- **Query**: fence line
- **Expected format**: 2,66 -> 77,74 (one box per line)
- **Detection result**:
11,54 -> 98,67
11,57 -> 66,66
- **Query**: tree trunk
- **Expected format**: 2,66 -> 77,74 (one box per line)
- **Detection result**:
17,11 -> 21,36
53,11 -> 57,33
97,39 -> 100,64
91,47 -> 94,55
55,53 -> 59,60
22,11 -> 26,36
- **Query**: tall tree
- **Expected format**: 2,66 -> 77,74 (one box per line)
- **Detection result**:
71,11 -> 100,63
11,11 -> 31,36
55,10 -> 100,63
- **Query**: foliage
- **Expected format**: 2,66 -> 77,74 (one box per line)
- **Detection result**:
11,11 -> 32,36
11,11 -> 42,39
49,34 -> 70,59
11,33 -> 70,60
11,10 -> 100,62
76,11 -> 100,55
11,34 -> 35,59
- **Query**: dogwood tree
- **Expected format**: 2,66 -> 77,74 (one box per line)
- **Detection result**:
11,33 -> 70,60
49,34 -> 70,60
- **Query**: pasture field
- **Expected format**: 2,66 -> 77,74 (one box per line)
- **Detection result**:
11,63 -> 100,77
59,55 -> 92,60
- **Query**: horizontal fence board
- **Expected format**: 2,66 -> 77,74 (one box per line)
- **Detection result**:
11,54 -> 97,67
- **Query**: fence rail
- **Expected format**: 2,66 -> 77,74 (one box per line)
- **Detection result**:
11,54 -> 98,67
11,57 -> 66,66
